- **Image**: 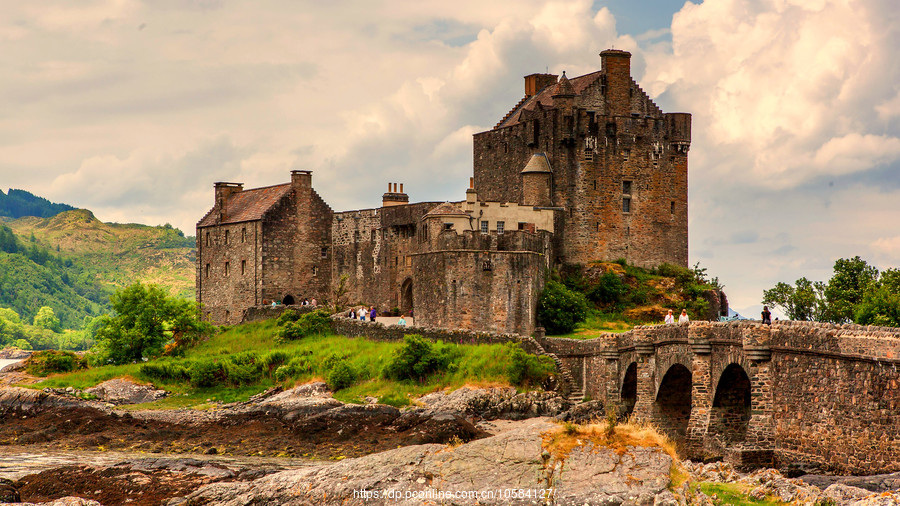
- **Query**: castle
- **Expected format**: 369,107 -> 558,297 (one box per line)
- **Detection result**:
196,50 -> 691,335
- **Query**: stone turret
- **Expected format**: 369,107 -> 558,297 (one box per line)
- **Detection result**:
521,153 -> 552,207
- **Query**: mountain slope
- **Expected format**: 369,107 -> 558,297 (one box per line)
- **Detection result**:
0,209 -> 196,329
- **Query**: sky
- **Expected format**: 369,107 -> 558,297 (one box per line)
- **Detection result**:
2,0 -> 899,318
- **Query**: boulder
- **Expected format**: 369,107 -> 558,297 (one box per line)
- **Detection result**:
85,378 -> 167,405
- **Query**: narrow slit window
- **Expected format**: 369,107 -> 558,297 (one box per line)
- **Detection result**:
623,197 -> 631,213
241,259 -> 246,275
224,230 -> 229,245
241,227 -> 246,242
224,261 -> 229,276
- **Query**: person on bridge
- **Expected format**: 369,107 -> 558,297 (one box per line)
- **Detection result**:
665,309 -> 675,324
678,310 -> 690,323
761,306 -> 772,325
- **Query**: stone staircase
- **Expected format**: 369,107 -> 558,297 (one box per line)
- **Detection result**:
519,335 -> 581,403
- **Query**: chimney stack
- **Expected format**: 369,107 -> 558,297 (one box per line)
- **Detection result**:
382,182 -> 409,207
524,73 -> 559,97
600,49 -> 632,117
214,182 -> 243,221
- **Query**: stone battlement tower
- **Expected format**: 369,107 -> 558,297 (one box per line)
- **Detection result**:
473,50 -> 689,268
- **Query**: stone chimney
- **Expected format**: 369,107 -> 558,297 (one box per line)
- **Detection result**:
524,73 -> 559,97
465,177 -> 477,212
291,170 -> 312,190
382,182 -> 409,207
214,182 -> 243,221
600,49 -> 632,117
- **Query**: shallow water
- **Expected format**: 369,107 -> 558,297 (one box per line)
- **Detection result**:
0,359 -> 22,371
0,446 -> 327,480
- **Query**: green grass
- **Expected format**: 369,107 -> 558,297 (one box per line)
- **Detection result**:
548,311 -> 636,339
26,320 -> 535,409
697,482 -> 786,506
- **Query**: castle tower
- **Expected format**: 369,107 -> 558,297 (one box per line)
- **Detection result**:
473,49 -> 690,269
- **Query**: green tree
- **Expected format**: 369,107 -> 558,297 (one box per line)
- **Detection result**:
33,306 -> 62,332
537,280 -> 590,335
762,277 -> 823,321
821,256 -> 878,323
92,282 -> 211,364
855,285 -> 900,327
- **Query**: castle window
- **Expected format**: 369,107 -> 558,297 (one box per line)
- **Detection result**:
584,147 -> 593,161
622,149 -> 630,162
443,223 -> 453,231
671,201 -> 676,215
241,259 -> 246,275
518,222 -> 526,230
313,265 -> 319,276
623,197 -> 631,213
205,263 -> 210,278
321,246 -> 328,258
370,230 -> 375,241
406,256 -> 412,267
480,221 -> 489,234
241,227 -> 246,242
496,221 -> 505,234
623,180 -> 632,195
224,261 -> 229,276
354,230 -> 360,242
224,230 -> 229,245
205,231 -> 210,247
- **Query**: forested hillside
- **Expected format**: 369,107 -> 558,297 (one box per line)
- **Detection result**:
0,208 -> 196,332
0,188 -> 75,219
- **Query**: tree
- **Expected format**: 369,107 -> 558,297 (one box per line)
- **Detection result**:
93,282 -> 211,364
537,280 -> 590,335
33,306 -> 62,333
821,256 -> 878,323
762,277 -> 823,321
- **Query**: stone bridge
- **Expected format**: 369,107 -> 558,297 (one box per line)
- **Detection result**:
537,320 -> 900,474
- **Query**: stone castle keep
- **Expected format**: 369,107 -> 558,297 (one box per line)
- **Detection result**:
197,50 -> 691,332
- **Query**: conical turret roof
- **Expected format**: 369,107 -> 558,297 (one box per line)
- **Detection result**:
521,153 -> 552,174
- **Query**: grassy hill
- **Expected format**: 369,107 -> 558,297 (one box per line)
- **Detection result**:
0,209 -> 195,329
549,261 -> 724,338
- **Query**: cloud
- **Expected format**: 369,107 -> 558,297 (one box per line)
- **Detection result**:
645,0 -> 900,188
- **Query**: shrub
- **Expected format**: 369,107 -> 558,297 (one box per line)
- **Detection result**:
276,309 -> 332,341
274,354 -> 313,381
140,361 -> 190,382
505,343 -> 556,387
276,309 -> 301,326
189,359 -> 222,388
326,359 -> 356,390
12,339 -> 30,350
24,350 -> 87,376
537,280 -> 590,335
589,272 -> 628,306
384,335 -> 458,383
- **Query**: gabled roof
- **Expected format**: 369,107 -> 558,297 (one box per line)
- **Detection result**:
197,183 -> 292,228
423,202 -> 467,218
496,71 -> 603,129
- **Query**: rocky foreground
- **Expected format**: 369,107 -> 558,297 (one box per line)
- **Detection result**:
0,380 -> 898,505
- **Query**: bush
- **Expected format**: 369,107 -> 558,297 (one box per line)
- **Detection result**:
12,339 -> 30,350
189,359 -> 222,388
139,361 -> 190,382
274,354 -> 314,381
276,309 -> 301,326
589,272 -> 628,306
384,335 -> 458,383
276,309 -> 332,341
537,280 -> 590,335
505,343 -> 556,387
326,360 -> 356,390
24,350 -> 87,376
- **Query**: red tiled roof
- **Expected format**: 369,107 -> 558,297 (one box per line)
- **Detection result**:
197,183 -> 292,228
497,71 -> 603,129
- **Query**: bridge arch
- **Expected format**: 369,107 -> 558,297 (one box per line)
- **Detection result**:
282,294 -> 296,305
620,362 -> 637,417
653,363 -> 692,442
710,363 -> 751,445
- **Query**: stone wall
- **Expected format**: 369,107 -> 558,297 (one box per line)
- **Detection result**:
197,221 -> 262,324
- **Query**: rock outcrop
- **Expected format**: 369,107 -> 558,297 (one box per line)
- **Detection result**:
84,378 -> 167,405
173,418 -> 675,505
